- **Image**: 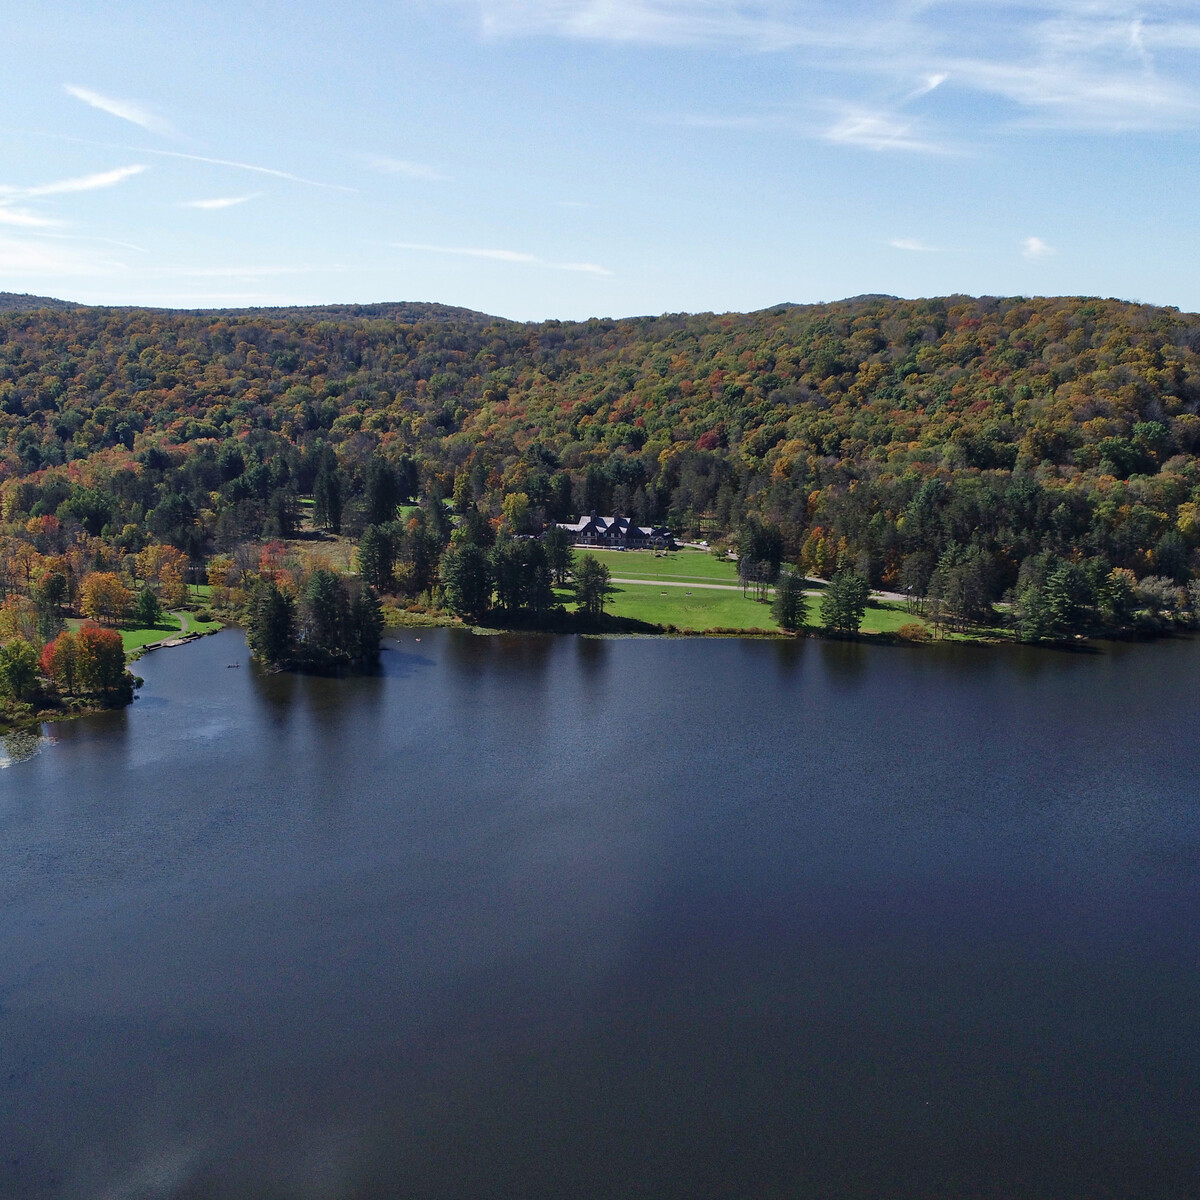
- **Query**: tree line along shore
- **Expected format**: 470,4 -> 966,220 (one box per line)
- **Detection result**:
4,291 -> 1200,720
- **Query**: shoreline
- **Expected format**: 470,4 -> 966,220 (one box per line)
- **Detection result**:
1,697 -> 132,737
7,619 -> 1183,739
128,623 -> 223,660
2,622 -> 226,735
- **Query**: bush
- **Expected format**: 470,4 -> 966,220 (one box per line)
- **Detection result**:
897,622 -> 933,642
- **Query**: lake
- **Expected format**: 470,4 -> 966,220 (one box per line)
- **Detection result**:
2,629 -> 1199,1199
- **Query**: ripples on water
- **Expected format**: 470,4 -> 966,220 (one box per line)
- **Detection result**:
2,628 -> 1199,1200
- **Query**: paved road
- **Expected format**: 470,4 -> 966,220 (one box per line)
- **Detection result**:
611,577 -> 799,595
609,577 -> 752,592
609,576 -> 910,604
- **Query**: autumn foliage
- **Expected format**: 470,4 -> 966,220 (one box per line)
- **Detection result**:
40,624 -> 126,696
0,293 -> 1198,650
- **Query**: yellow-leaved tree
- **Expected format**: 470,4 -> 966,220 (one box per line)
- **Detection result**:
80,572 -> 132,626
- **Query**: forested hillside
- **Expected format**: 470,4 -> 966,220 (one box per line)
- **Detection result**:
2,292 -> 1200,700
0,292 -> 80,313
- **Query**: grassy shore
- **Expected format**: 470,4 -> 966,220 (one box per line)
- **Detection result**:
574,548 -> 773,631
602,581 -> 779,632
571,549 -> 951,638
66,609 -> 224,656
181,547 -> 996,644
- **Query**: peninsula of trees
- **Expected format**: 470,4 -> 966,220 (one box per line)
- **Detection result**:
2,290 -> 1200,699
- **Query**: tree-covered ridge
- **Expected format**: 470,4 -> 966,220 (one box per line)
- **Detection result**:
4,295 -> 1198,494
1,293 -> 1200,658
0,292 -> 81,313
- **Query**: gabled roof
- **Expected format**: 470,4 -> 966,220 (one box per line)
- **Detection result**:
555,515 -> 673,540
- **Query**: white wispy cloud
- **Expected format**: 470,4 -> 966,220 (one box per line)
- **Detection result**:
151,265 -> 321,277
139,148 -> 355,192
30,133 -> 355,193
889,238 -> 943,252
0,235 -> 126,277
823,111 -> 948,153
65,84 -> 172,135
179,193 -> 262,210
907,72 -> 949,100
366,156 -> 448,181
0,206 -> 63,229
0,164 -> 147,198
36,231 -> 148,253
451,0 -> 1200,134
1022,235 -> 1055,259
468,0 -> 821,49
392,241 -> 612,275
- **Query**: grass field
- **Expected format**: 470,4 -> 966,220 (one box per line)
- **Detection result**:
67,610 -> 224,655
594,581 -> 779,632
561,549 -> 777,630
578,548 -> 742,585
858,599 -> 927,635
118,619 -> 184,653
573,549 -> 934,634
120,611 -> 223,653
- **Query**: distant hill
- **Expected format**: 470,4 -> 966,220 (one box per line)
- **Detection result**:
196,301 -> 499,324
1,291 -> 1200,639
0,292 -> 80,312
0,292 -> 495,324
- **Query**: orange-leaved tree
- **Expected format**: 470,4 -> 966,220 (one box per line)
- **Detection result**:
41,631 -> 80,695
75,623 -> 126,694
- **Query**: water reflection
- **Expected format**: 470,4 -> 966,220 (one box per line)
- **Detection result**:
248,660 -> 300,727
443,629 -> 554,677
766,635 -> 805,673
817,636 -> 868,684
248,648 -> 425,734
4,629 -> 1200,1200
381,642 -> 438,679
46,704 -> 130,749
575,634 -> 609,678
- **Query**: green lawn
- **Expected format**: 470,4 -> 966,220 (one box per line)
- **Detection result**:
569,552 -> 929,634
67,615 -> 181,653
577,548 -> 743,586
858,599 -> 928,635
178,610 -> 223,636
67,610 -> 223,655
588,586 -> 933,637
121,610 -> 223,653
119,618 -> 184,653
598,580 -> 780,632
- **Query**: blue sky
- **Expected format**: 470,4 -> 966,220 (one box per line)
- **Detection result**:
1,0 -> 1198,319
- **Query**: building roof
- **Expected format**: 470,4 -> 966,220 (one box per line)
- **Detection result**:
554,515 -> 672,540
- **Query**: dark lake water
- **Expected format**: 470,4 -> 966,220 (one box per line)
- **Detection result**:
2,629 -> 1199,1199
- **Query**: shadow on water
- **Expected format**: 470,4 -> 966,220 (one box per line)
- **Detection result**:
42,705 -> 130,749
575,635 -> 609,678
248,639 -> 434,728
443,628 -> 555,678
380,641 -> 438,680
248,660 -> 301,727
817,636 -> 868,685
765,635 -> 806,676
